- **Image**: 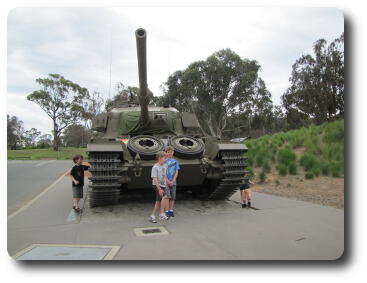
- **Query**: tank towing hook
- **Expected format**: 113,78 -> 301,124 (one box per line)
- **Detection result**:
200,157 -> 209,174
133,154 -> 143,177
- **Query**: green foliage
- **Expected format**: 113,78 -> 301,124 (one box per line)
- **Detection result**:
324,120 -> 344,143
320,161 -> 330,176
288,163 -> 298,175
277,148 -> 296,166
259,171 -> 266,183
263,162 -> 271,173
281,33 -> 344,125
300,152 -> 319,171
277,164 -> 288,176
305,172 -> 314,179
244,120 -> 343,178
247,167 -> 255,179
27,74 -> 89,151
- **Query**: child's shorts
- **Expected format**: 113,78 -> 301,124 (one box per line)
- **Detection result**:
239,183 -> 251,191
153,185 -> 171,201
72,186 -> 83,198
168,185 -> 176,200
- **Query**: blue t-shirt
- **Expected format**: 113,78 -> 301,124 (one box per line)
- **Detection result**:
166,159 -> 180,185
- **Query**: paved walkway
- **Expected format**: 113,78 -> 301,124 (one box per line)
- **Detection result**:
7,174 -> 344,260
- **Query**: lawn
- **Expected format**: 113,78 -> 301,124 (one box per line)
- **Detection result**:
7,147 -> 87,160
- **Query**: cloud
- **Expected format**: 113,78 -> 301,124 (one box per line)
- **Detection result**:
7,6 -> 343,134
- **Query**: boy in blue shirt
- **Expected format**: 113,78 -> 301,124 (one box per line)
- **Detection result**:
165,146 -> 180,217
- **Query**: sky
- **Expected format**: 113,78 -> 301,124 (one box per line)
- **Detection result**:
7,6 -> 344,135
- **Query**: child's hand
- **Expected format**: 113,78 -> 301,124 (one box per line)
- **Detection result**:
169,181 -> 174,186
158,189 -> 164,197
74,180 -> 79,185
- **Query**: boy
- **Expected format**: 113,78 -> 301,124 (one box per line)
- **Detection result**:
70,154 -> 90,212
240,179 -> 254,208
165,146 -> 180,217
150,151 -> 170,222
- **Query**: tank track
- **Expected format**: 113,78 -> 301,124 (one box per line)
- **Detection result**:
88,152 -> 122,207
208,150 -> 247,200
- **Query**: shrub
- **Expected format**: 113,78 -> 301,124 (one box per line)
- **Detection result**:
277,164 -> 288,176
259,171 -> 266,183
330,161 -> 343,177
300,152 -> 318,171
247,167 -> 255,179
320,161 -> 330,176
324,120 -> 344,144
311,165 -> 321,177
277,148 -> 296,166
263,162 -> 271,173
288,163 -> 298,175
305,172 -> 314,179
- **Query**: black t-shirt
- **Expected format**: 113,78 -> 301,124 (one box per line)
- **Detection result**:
71,164 -> 90,187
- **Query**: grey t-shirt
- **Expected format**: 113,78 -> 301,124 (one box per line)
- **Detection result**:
151,163 -> 167,187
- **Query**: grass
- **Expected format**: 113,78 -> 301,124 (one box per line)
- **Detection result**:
244,119 -> 344,178
7,147 -> 87,160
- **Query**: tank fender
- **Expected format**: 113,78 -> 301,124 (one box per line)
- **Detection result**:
87,143 -> 124,152
208,143 -> 247,160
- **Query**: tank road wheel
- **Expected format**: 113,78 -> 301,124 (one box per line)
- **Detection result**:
88,152 -> 122,207
169,136 -> 205,159
207,150 -> 247,200
127,135 -> 164,160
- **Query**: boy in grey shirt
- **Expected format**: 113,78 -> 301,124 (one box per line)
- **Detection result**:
150,151 -> 170,222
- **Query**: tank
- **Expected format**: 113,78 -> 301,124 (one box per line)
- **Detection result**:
87,28 -> 248,207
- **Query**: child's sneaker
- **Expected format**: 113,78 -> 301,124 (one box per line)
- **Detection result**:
149,215 -> 157,223
169,210 -> 174,217
242,203 -> 247,208
248,202 -> 251,208
165,211 -> 170,218
159,213 -> 169,220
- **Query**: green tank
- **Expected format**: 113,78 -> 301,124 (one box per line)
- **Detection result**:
87,28 -> 248,207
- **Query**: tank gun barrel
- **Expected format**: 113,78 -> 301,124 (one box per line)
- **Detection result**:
135,28 -> 149,127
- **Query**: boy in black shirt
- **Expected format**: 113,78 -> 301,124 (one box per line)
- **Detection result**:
70,154 -> 90,212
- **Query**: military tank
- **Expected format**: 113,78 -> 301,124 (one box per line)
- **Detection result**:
87,28 -> 248,207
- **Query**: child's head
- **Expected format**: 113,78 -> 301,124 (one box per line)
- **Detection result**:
165,146 -> 174,158
73,154 -> 83,165
156,151 -> 166,164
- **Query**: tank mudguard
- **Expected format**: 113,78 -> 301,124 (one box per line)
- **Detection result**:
209,143 -> 247,160
87,143 -> 124,152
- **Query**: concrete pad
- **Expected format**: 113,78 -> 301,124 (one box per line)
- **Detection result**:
13,244 -> 120,260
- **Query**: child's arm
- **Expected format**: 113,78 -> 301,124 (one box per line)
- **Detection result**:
153,177 -> 164,196
170,170 -> 179,185
82,164 -> 90,170
70,171 -> 79,185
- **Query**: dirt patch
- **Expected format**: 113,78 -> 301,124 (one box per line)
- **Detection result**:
252,169 -> 344,209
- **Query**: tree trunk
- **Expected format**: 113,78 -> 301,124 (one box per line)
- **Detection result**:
53,120 -> 59,151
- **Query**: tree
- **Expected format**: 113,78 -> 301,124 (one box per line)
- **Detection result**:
27,74 -> 89,151
7,115 -> 25,149
159,49 -> 272,138
80,90 -> 105,129
281,33 -> 344,125
105,82 -> 139,111
37,134 -> 52,148
62,124 -> 90,147
23,128 -> 41,148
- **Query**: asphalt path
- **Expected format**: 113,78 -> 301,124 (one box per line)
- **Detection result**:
7,160 -> 72,215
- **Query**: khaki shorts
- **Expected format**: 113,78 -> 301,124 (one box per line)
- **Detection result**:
72,186 -> 83,198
